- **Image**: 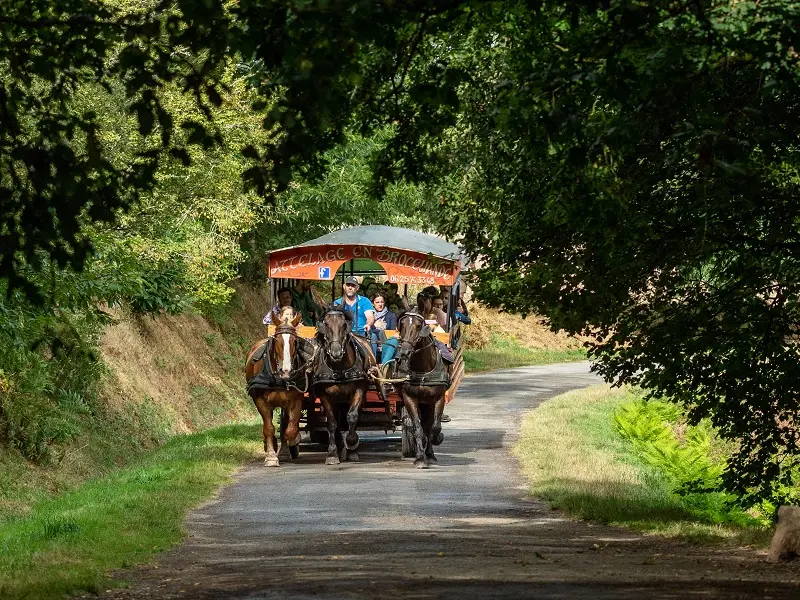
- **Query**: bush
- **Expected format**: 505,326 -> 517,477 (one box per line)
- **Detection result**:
0,277 -> 107,462
128,259 -> 193,316
613,396 -> 768,527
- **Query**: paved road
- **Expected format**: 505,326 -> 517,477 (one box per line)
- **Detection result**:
106,363 -> 800,599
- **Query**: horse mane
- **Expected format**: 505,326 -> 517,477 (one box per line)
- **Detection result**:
396,310 -> 425,324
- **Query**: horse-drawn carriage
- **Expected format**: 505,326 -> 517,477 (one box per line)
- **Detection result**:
245,226 -> 466,468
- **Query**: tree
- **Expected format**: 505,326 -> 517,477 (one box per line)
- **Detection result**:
5,0 -> 800,504
239,128 -> 435,282
1,0 -> 464,299
432,1 -> 800,506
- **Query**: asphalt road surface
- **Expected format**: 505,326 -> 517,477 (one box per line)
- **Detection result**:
104,363 -> 800,600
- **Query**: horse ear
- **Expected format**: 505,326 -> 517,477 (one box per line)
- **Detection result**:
420,325 -> 431,338
291,311 -> 303,327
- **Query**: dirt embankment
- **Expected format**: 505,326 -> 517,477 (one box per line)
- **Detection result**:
0,283 -> 271,518
98,282 -> 270,435
463,303 -> 588,350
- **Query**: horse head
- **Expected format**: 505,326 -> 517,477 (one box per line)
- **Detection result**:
395,311 -> 432,373
272,306 -> 303,379
317,307 -> 352,362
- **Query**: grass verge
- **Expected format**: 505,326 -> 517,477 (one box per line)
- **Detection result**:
0,423 -> 261,600
464,335 -> 586,372
513,385 -> 772,547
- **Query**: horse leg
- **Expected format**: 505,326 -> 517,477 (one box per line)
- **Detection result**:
402,392 -> 428,469
276,406 -> 291,462
335,403 -> 348,462
285,395 -> 302,447
319,396 -> 340,466
255,399 -> 279,467
423,403 -> 438,464
431,393 -> 445,447
344,387 -> 364,460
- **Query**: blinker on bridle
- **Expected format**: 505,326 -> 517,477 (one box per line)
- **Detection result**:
321,309 -> 350,358
397,312 -> 433,360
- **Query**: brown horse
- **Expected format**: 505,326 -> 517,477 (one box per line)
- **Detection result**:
313,307 -> 377,465
394,311 -> 450,468
245,306 -> 309,467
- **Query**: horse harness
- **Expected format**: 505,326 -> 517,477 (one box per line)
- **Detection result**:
247,327 -> 315,395
395,312 -> 452,388
313,333 -> 369,385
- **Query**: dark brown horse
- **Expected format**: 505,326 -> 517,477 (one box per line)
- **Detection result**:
395,311 -> 450,468
245,307 -> 310,467
313,307 -> 377,465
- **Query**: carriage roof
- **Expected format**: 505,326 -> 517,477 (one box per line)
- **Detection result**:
268,226 -> 463,286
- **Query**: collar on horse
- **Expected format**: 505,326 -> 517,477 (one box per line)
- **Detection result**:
247,329 -> 313,395
396,312 -> 451,387
313,332 -> 368,385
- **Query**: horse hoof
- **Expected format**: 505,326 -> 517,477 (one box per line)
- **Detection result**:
345,433 -> 359,450
426,455 -> 438,464
433,432 -> 444,446
325,456 -> 340,466
264,458 -> 280,467
347,452 -> 360,462
414,459 -> 429,469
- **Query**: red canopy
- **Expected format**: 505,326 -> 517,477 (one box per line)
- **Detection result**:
268,226 -> 462,286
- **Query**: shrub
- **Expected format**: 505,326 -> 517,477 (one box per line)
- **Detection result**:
0,277 -> 107,461
613,396 -> 767,527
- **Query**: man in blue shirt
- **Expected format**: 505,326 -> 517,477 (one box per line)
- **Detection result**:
333,276 -> 375,337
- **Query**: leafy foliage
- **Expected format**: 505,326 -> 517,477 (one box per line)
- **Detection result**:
429,2 -> 800,506
614,397 -> 772,526
239,128 -> 434,282
0,0 -> 234,298
0,273 -> 110,461
4,0 -> 800,506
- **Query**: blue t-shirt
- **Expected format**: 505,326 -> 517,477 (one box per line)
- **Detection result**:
333,295 -> 375,335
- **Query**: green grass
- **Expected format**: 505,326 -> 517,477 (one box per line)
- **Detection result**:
464,336 -> 586,372
0,422 -> 262,600
513,385 -> 772,547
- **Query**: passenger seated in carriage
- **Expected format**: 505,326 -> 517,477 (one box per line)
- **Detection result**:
263,287 -> 294,325
370,292 -> 397,362
418,290 -> 447,331
332,276 -> 375,337
380,292 -> 454,365
383,282 -> 408,311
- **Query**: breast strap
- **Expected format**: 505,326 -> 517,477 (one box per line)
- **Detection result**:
404,337 -> 452,387
313,336 -> 367,385
247,338 -> 308,395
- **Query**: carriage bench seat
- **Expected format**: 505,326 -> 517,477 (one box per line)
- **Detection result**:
267,325 -> 450,345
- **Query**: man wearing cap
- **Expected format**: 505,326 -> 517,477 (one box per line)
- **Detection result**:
333,276 -> 375,337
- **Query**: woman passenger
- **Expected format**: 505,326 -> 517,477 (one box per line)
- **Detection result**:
370,293 -> 397,362
417,293 -> 446,330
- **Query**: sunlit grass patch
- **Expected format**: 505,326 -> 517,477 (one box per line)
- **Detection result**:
513,385 -> 772,547
464,335 -> 586,372
0,423 -> 261,600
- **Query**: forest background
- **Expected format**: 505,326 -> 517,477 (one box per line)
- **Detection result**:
2,0 -> 800,517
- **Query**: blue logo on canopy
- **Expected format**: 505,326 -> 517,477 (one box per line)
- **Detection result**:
318,267 -> 331,279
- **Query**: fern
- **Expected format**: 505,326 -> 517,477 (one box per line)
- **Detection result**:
614,397 -> 764,526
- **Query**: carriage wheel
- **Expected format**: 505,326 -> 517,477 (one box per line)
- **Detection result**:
400,407 -> 415,458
